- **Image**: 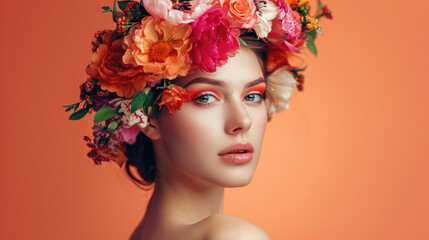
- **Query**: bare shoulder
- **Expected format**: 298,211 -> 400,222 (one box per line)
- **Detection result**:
196,214 -> 270,240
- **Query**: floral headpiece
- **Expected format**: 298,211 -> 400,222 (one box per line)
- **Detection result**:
64,0 -> 332,166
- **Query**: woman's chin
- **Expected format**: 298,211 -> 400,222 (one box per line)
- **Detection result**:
210,171 -> 256,188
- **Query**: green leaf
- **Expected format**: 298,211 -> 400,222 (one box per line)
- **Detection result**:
318,0 -> 323,12
93,106 -> 119,124
69,108 -> 89,120
152,105 -> 160,118
101,6 -> 113,12
113,0 -> 118,19
63,103 -> 77,112
63,103 -> 77,109
118,1 -> 132,11
107,120 -> 120,130
131,91 -> 146,113
238,37 -> 247,46
306,30 -> 318,56
143,105 -> 149,116
73,102 -> 80,111
307,39 -> 318,56
295,66 -> 307,72
306,30 -> 316,41
143,88 -> 155,107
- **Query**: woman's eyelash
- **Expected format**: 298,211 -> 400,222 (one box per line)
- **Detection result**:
192,90 -> 266,105
195,94 -> 216,103
245,92 -> 265,102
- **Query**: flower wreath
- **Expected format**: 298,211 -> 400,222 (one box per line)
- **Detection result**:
64,0 -> 332,166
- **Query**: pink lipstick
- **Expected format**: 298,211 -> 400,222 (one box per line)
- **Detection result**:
218,142 -> 254,164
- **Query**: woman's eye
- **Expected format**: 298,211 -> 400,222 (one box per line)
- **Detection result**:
245,93 -> 264,102
195,94 -> 217,104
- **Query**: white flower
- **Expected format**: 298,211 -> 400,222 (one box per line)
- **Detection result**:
142,0 -> 215,25
113,99 -> 149,129
265,66 -> 296,114
253,0 -> 279,38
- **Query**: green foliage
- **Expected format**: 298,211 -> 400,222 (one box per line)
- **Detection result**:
131,91 -> 147,113
306,30 -> 318,56
238,38 -> 247,46
143,105 -> 149,116
143,88 -> 155,115
93,106 -> 119,124
69,108 -> 89,120
307,29 -> 316,41
131,87 -> 158,115
113,0 -> 118,20
145,88 -> 155,105
107,120 -> 120,130
307,39 -> 317,56
101,6 -> 113,13
318,0 -> 323,12
102,1 -> 119,21
118,1 -> 133,11
295,67 -> 307,72
152,104 -> 160,118
63,102 -> 80,112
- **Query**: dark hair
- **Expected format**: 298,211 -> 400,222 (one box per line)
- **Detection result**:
125,32 -> 270,187
125,132 -> 157,188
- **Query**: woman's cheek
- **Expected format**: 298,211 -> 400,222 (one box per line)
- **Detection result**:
160,106 -> 220,155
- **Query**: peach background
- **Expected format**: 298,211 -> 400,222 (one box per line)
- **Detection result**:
1,0 -> 428,239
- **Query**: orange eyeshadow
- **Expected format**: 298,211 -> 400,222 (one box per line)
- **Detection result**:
186,88 -> 222,100
244,83 -> 266,95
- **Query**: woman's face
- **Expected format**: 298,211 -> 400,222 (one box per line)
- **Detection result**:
155,47 -> 267,187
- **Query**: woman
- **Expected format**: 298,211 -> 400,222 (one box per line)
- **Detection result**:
130,46 -> 269,239
64,0 -> 331,239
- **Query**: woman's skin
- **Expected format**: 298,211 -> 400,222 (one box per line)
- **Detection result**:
131,47 -> 270,240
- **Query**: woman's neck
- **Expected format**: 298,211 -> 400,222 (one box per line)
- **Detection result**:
141,140 -> 225,224
132,176 -> 224,239
146,172 -> 224,224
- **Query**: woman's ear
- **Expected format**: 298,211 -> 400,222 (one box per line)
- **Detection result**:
140,111 -> 161,140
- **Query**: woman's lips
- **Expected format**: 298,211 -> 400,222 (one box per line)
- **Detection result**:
218,142 -> 254,164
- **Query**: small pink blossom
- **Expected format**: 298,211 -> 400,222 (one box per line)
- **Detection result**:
119,125 -> 141,144
190,7 -> 240,73
142,0 -> 215,25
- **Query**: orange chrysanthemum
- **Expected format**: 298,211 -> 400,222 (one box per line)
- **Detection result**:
86,39 -> 155,98
123,16 -> 193,81
286,0 -> 309,8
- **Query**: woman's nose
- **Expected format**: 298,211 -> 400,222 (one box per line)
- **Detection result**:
224,97 -> 252,135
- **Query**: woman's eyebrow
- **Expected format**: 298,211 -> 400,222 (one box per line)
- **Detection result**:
183,77 -> 265,88
183,77 -> 225,88
245,78 -> 265,88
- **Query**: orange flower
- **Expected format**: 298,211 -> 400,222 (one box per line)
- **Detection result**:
158,85 -> 191,114
86,39 -> 156,98
286,0 -> 309,8
219,0 -> 257,29
267,46 -> 307,72
123,16 -> 193,81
